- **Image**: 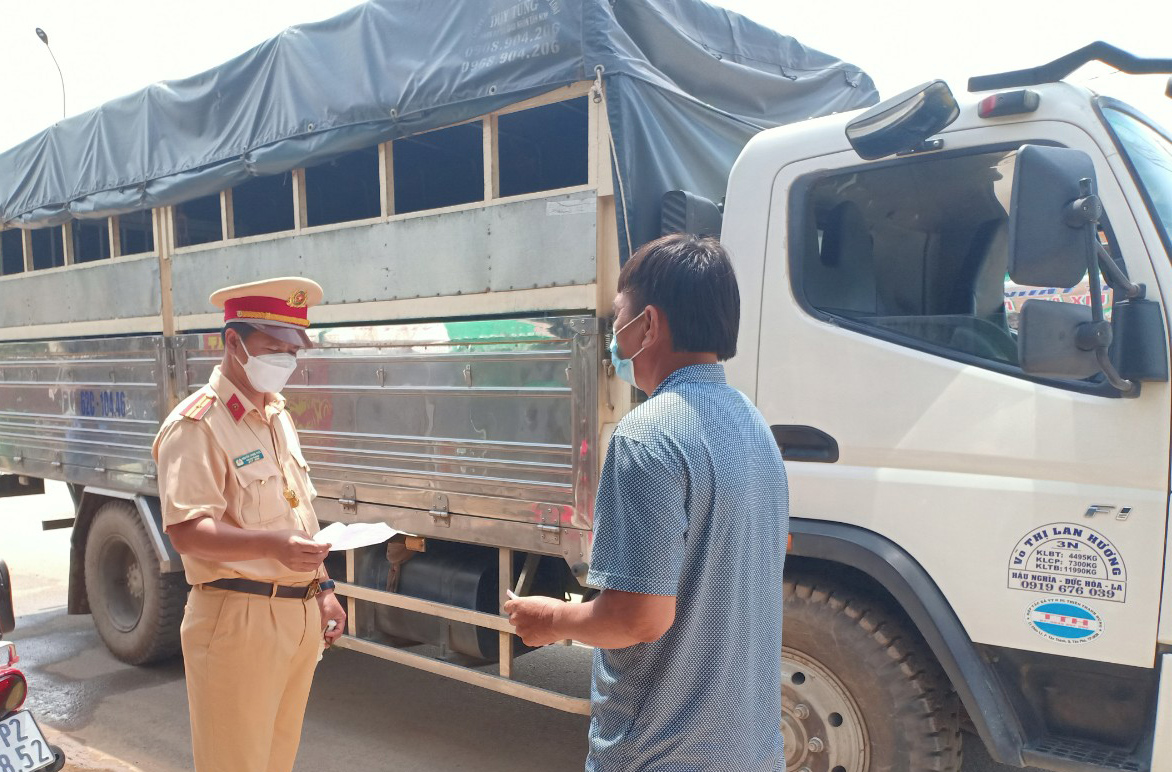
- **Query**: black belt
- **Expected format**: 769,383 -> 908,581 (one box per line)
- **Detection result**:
202,578 -> 322,600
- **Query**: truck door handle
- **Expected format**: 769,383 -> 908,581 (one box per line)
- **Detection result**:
770,425 -> 839,463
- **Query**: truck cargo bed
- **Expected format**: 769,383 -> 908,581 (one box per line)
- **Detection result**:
0,315 -> 603,568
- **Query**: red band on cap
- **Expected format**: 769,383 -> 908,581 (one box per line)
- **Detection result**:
223,296 -> 309,327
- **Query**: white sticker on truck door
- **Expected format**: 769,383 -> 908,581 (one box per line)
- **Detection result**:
1007,523 -> 1127,603
1025,598 -> 1104,643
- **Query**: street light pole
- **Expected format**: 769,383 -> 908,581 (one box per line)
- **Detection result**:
35,28 -> 66,119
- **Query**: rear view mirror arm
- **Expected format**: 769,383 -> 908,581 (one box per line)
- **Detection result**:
1069,178 -> 1137,394
1083,232 -> 1137,394
1066,178 -> 1143,300
1095,346 -> 1135,393
1095,240 -> 1145,300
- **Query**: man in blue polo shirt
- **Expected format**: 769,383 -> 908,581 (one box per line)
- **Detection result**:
505,234 -> 789,771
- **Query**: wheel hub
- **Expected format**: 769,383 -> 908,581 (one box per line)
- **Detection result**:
126,561 -> 144,603
99,536 -> 145,634
782,647 -> 869,772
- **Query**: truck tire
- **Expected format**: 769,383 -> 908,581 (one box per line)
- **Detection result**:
782,576 -> 962,772
84,501 -> 187,665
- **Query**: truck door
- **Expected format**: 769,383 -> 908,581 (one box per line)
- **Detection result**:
754,119 -> 1170,669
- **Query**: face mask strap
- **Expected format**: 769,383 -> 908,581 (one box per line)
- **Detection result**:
615,308 -> 649,362
231,335 -> 250,371
229,329 -> 256,366
614,307 -> 647,337
235,334 -> 296,366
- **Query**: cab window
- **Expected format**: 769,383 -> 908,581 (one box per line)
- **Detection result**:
795,148 -> 1117,373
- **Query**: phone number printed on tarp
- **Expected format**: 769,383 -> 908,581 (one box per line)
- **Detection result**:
463,0 -> 565,73
1007,523 -> 1127,603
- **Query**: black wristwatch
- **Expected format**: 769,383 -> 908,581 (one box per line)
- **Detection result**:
316,579 -> 336,592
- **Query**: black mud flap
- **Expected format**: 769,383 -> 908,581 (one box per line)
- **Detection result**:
0,474 -> 45,499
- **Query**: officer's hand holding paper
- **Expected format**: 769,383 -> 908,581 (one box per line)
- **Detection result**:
271,531 -> 332,572
314,521 -> 399,551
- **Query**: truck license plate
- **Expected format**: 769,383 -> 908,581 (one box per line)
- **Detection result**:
0,711 -> 56,772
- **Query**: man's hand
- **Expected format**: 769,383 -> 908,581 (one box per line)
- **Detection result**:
267,530 -> 331,572
504,590 -> 676,650
317,590 -> 346,647
503,595 -> 567,647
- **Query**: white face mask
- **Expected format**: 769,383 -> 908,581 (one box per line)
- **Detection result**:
236,341 -> 298,394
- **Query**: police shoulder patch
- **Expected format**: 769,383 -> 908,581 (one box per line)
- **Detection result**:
180,393 -> 216,421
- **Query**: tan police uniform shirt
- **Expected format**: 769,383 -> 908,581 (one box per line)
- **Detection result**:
152,365 -> 321,586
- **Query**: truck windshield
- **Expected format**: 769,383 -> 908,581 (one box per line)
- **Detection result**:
1101,106 -> 1172,255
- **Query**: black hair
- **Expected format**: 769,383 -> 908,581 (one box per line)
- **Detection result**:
617,233 -> 740,360
220,321 -> 257,345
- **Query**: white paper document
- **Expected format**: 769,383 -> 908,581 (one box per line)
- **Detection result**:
313,521 -> 399,551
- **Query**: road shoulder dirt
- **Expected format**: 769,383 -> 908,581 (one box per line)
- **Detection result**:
42,726 -> 144,772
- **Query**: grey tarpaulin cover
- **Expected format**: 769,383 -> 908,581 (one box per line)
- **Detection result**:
0,0 -> 876,257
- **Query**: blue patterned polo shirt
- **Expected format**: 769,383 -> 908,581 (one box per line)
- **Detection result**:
586,364 -> 789,772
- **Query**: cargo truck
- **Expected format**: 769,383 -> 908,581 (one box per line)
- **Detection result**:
1,2 -> 1171,770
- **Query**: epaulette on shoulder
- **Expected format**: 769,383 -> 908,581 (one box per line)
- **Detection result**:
180,393 -> 217,421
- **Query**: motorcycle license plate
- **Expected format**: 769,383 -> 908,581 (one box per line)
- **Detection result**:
0,711 -> 56,772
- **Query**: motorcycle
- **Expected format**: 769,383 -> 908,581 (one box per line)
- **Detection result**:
0,560 -> 65,772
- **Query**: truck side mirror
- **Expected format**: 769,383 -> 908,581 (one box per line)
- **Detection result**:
0,561 -> 14,637
845,80 -> 959,160
661,191 -> 722,238
1019,298 -> 1170,386
1007,144 -> 1097,288
1009,144 -> 1154,394
1018,301 -> 1103,379
1110,299 -> 1170,382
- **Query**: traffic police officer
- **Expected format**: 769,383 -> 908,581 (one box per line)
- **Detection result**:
152,277 -> 346,772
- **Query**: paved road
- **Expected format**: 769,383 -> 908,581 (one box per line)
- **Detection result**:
5,483 -> 1039,772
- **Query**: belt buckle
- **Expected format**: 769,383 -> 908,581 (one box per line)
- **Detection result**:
305,579 -> 321,600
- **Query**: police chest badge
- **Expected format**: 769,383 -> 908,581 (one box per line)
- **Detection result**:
233,450 -> 264,468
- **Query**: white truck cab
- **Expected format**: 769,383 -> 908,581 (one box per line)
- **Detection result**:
722,45 -> 1172,771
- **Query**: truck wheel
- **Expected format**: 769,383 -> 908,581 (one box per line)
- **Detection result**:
84,501 -> 187,664
782,577 -> 962,772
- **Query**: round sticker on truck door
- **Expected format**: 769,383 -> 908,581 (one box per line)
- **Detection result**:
1025,599 -> 1103,644
1007,523 -> 1127,603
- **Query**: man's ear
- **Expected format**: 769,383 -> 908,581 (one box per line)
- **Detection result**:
644,305 -> 666,349
224,328 -> 242,356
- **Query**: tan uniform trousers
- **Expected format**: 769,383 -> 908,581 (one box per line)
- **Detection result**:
181,585 -> 322,772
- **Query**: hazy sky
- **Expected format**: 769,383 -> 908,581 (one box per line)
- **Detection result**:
1,0 -> 1169,153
